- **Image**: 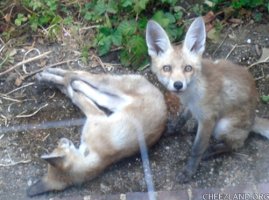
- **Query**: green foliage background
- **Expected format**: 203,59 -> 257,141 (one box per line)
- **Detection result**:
1,0 -> 269,69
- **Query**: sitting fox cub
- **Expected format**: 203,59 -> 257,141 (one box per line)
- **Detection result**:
146,17 -> 269,182
27,68 -> 167,196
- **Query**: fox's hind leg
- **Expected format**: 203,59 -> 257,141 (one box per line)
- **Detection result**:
69,82 -> 107,117
36,69 -> 70,96
71,79 -> 128,113
43,68 -> 132,112
202,142 -> 233,160
204,116 -> 252,159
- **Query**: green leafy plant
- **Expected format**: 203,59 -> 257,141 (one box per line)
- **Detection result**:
14,14 -> 28,26
82,0 -> 184,68
10,0 -> 184,69
231,0 -> 265,9
261,95 -> 269,103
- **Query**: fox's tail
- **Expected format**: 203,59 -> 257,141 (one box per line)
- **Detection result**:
252,117 -> 269,139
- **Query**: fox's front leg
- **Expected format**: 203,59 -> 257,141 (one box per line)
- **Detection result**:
177,119 -> 215,183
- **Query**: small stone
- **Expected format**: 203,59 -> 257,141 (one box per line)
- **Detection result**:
247,39 -> 251,44
27,179 -> 32,186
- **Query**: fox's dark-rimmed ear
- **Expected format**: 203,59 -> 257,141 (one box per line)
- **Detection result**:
27,179 -> 51,197
183,17 -> 206,56
146,20 -> 172,57
41,154 -> 65,168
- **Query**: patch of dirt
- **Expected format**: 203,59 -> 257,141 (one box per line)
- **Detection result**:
0,23 -> 269,200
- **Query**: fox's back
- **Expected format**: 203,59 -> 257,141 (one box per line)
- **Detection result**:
200,59 -> 258,115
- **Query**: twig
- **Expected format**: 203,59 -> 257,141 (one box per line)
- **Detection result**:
16,103 -> 48,118
79,25 -> 100,30
225,44 -> 237,60
0,43 -> 6,53
22,59 -> 77,80
111,47 -> 123,52
0,55 -> 9,68
0,159 -> 31,167
0,37 -> 5,45
247,58 -> 269,70
42,133 -> 50,142
91,54 -> 107,71
139,63 -> 150,71
0,114 -> 8,126
212,28 -> 231,57
0,51 -> 51,76
4,82 -> 34,96
0,95 -> 22,102
48,91 -> 56,99
22,48 -> 41,74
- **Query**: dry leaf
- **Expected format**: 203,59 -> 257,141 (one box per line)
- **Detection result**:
15,77 -> 23,86
203,11 -> 215,32
207,28 -> 220,43
223,6 -> 235,20
228,18 -> 243,24
203,11 -> 215,24
4,14 -> 11,23
8,49 -> 17,57
257,48 -> 269,63
204,0 -> 215,7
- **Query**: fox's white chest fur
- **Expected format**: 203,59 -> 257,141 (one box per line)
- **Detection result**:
179,75 -> 206,121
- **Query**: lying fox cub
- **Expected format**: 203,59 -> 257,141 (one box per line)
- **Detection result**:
27,68 -> 167,196
146,17 -> 269,182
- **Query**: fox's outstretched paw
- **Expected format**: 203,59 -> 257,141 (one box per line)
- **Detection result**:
176,168 -> 193,183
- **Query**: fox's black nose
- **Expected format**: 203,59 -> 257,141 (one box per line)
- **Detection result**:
173,81 -> 183,90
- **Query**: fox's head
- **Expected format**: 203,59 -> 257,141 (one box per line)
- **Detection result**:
27,138 -> 77,197
146,17 -> 206,93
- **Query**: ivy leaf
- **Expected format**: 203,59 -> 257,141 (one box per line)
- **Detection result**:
111,30 -> 122,46
107,0 -> 118,14
166,24 -> 183,41
117,20 -> 137,35
46,0 -> 58,11
99,27 -> 112,35
120,50 -> 131,66
164,12 -> 176,23
39,15 -> 51,25
137,17 -> 147,30
15,14 -> 28,26
261,95 -> 269,103
94,0 -> 106,15
29,0 -> 42,11
98,35 -> 112,56
121,0 -> 133,7
123,35 -> 148,67
84,12 -> 93,21
152,11 -> 170,27
134,0 -> 149,15
161,0 -> 177,6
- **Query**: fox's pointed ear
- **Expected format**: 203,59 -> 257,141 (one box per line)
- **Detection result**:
41,154 -> 65,168
146,20 -> 172,57
27,179 -> 51,197
183,17 -> 206,56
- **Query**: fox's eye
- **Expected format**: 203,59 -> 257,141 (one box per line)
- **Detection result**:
162,65 -> 172,72
184,65 -> 192,72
